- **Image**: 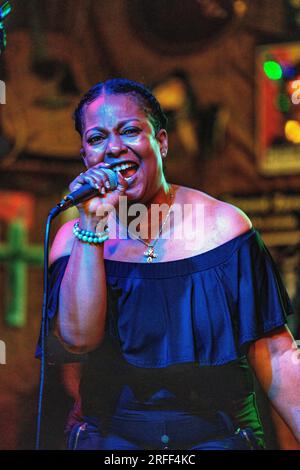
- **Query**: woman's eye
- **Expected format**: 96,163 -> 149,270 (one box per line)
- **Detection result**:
88,135 -> 104,144
122,128 -> 140,135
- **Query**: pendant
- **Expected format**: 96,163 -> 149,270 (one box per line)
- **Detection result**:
144,246 -> 157,263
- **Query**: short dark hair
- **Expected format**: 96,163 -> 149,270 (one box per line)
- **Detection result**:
73,78 -> 168,136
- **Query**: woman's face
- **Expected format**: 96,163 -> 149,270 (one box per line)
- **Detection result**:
81,93 -> 168,203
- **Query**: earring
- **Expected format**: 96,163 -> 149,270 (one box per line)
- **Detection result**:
162,150 -> 167,158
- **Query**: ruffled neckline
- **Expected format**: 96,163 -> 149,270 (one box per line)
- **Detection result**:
104,228 -> 257,279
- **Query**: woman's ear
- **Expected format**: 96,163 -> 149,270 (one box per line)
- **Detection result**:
156,129 -> 168,158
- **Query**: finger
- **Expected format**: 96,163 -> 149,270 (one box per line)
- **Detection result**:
71,171 -> 109,196
81,174 -> 103,191
88,168 -> 112,190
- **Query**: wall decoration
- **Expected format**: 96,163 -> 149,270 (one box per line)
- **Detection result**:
284,0 -> 300,38
127,0 -> 248,55
256,41 -> 300,175
0,192 -> 43,327
222,191 -> 300,246
1,0 -> 88,160
152,72 -> 200,163
151,71 -> 228,173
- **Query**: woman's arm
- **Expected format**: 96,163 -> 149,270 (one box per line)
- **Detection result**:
49,168 -> 127,355
270,403 -> 300,450
247,326 -> 300,447
49,215 -> 108,354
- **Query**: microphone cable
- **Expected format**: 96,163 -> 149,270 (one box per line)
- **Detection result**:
35,208 -> 58,449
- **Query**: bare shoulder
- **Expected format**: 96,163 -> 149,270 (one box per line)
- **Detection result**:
49,218 -> 79,266
176,185 -> 252,245
213,198 -> 253,241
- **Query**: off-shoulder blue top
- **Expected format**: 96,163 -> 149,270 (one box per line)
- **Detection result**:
37,228 -> 293,447
38,228 -> 292,364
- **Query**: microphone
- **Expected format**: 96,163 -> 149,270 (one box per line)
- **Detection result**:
49,168 -> 118,217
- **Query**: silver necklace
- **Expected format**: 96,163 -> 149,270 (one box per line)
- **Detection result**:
127,187 -> 174,263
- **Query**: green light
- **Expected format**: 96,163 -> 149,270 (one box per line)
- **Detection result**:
263,60 -> 283,80
276,94 -> 290,113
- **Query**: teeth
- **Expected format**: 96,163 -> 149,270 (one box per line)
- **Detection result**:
112,162 -> 137,172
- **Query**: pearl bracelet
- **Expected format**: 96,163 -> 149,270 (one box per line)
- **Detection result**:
73,221 -> 109,244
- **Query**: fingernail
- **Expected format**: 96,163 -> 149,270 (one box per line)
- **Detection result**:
105,181 -> 110,189
94,183 -> 99,189
101,187 -> 106,194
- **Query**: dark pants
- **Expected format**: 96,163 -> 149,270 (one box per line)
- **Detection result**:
67,411 -> 262,450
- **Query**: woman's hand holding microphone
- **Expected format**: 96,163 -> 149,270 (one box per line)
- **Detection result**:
69,162 -> 128,232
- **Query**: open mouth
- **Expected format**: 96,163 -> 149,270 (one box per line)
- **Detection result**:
111,161 -> 139,179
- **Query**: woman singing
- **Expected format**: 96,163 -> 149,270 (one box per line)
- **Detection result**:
39,78 -> 300,450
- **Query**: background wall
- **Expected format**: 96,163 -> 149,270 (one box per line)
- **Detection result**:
0,0 -> 299,449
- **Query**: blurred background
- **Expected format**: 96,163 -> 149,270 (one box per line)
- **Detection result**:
0,0 -> 300,449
